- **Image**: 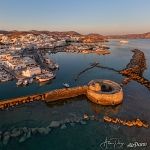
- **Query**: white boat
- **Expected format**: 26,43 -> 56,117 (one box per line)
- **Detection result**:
16,79 -> 23,86
55,64 -> 59,69
29,78 -> 33,84
63,83 -> 70,88
23,80 -> 28,86
120,40 -> 128,44
37,73 -> 55,82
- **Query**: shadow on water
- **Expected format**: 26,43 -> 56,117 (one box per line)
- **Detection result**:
46,95 -> 86,108
89,101 -> 121,116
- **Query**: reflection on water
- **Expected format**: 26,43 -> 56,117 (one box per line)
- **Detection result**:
89,101 -> 121,116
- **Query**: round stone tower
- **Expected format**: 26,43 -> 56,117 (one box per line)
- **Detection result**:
86,80 -> 123,106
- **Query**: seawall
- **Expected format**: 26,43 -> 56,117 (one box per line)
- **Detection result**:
0,86 -> 88,110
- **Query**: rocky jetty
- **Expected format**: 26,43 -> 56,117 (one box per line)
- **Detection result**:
120,49 -> 146,76
104,116 -> 149,128
120,49 -> 150,89
0,115 -> 88,146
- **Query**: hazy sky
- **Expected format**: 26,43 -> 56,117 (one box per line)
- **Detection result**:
0,0 -> 150,35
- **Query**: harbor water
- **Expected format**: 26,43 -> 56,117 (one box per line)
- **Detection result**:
0,39 -> 150,150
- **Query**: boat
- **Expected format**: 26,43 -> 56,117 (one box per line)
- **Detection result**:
63,83 -> 70,88
23,80 -> 28,86
55,64 -> 59,69
16,79 -> 23,86
29,78 -> 33,84
37,73 -> 55,82
120,40 -> 128,44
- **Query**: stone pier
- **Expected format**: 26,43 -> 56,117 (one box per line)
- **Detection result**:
0,86 -> 88,110
0,80 -> 123,110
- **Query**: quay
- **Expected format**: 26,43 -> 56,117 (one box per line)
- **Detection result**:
0,80 -> 123,110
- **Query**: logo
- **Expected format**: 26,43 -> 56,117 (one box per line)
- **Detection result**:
100,137 -> 124,149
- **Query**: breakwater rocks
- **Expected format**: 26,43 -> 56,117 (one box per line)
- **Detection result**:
0,86 -> 87,110
121,49 -> 146,76
0,80 -> 123,110
104,116 -> 149,128
0,114 -> 96,146
120,49 -> 150,89
0,94 -> 46,110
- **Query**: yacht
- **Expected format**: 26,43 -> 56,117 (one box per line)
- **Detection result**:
120,40 -> 129,44
23,80 -> 28,86
16,79 -> 23,86
37,73 -> 55,82
63,83 -> 70,88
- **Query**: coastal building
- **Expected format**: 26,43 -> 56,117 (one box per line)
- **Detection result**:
22,66 -> 41,77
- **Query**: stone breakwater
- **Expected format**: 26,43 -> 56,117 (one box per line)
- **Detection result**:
0,113 -> 149,146
0,86 -> 88,110
120,49 -> 150,89
0,80 -> 123,110
0,114 -> 98,146
104,116 -> 149,128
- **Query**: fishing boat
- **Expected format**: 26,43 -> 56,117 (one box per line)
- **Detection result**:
29,78 -> 33,84
37,73 -> 55,82
63,83 -> 70,88
23,80 -> 28,86
120,40 -> 129,44
16,79 -> 23,86
55,64 -> 59,69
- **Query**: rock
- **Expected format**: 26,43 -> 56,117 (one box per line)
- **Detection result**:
80,120 -> 86,125
31,128 -> 38,135
26,131 -> 31,139
37,127 -> 51,135
22,127 -> 28,133
90,115 -> 95,121
74,117 -> 82,123
135,119 -> 143,127
104,116 -> 112,122
69,113 -> 77,118
19,134 -> 27,143
60,124 -> 67,130
11,128 -> 22,138
3,132 -> 10,145
49,121 -> 60,128
64,119 -> 70,123
70,123 -> 75,127
83,114 -> 89,120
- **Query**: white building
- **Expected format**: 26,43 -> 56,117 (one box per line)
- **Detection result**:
22,66 -> 41,77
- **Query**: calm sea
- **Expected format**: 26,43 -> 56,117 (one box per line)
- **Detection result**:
0,39 -> 150,150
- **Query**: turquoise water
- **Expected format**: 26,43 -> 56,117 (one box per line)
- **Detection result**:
0,39 -> 150,150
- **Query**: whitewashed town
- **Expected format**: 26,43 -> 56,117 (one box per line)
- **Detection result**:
0,32 -> 110,86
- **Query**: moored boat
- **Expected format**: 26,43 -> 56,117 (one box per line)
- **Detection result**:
120,40 -> 129,44
16,79 -> 23,86
63,83 -> 70,88
37,72 -> 55,82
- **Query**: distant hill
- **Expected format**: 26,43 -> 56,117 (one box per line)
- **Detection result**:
1,30 -> 150,39
107,32 -> 150,39
80,33 -> 107,43
0,30 -> 81,36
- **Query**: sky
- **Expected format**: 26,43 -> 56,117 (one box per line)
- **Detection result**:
0,0 -> 150,35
